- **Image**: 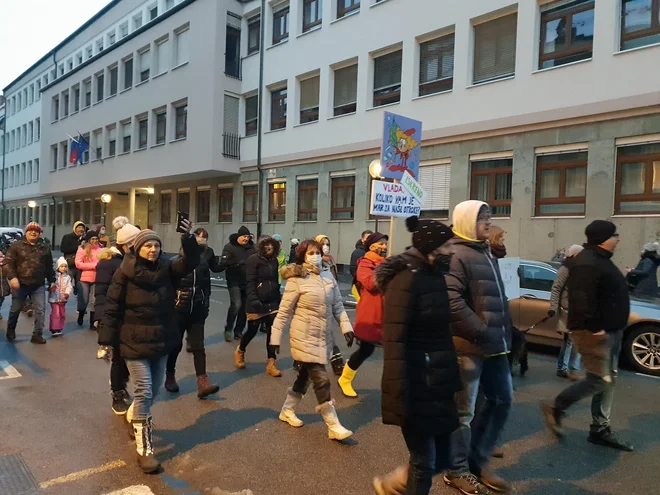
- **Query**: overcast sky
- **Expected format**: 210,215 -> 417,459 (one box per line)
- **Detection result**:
1,0 -> 112,90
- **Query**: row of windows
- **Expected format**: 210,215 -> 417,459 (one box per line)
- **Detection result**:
50,24 -> 189,123
4,159 -> 40,189
50,100 -> 188,170
3,118 -> 40,153
3,198 -> 106,229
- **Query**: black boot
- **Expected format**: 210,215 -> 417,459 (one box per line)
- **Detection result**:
588,427 -> 634,451
77,311 -> 85,326
6,327 -> 16,342
89,312 -> 95,330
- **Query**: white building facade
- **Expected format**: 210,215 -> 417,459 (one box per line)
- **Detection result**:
2,0 -> 660,267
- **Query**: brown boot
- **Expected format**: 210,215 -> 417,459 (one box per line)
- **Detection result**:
266,358 -> 282,377
234,346 -> 246,369
196,375 -> 219,398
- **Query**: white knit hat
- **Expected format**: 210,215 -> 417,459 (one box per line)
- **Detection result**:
113,216 -> 140,247
56,256 -> 68,269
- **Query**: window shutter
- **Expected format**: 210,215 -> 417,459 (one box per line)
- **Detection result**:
223,95 -> 239,133
157,40 -> 169,74
140,50 -> 150,72
300,76 -> 320,110
473,13 -> 517,84
374,50 -> 403,90
227,13 -> 241,29
175,29 -> 189,65
108,127 -> 116,141
245,96 -> 258,121
123,122 -> 131,137
334,65 -> 357,107
420,34 -> 455,84
418,164 -> 451,210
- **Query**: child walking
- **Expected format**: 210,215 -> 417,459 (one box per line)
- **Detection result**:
0,252 -> 10,319
49,257 -> 73,336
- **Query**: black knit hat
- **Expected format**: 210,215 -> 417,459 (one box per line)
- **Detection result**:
85,230 -> 99,242
406,216 -> 454,255
585,220 -> 617,245
237,225 -> 251,237
364,232 -> 389,250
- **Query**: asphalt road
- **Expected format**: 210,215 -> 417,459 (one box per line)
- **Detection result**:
1,289 -> 659,495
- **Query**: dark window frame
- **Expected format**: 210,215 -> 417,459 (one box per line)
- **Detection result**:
273,7 -> 290,44
419,33 -> 455,96
303,0 -> 322,32
124,58 -> 133,89
245,95 -> 258,136
218,187 -> 233,223
615,146 -> 660,215
138,118 -> 148,148
243,184 -> 258,222
156,112 -> 167,144
535,154 -> 587,216
539,0 -> 595,70
110,66 -> 118,95
470,159 -> 513,216
373,50 -> 403,107
299,76 -> 320,124
268,181 -> 286,222
330,175 -> 356,220
160,192 -> 172,223
620,0 -> 660,50
270,87 -> 287,130
96,74 -> 104,102
337,0 -> 360,18
177,190 -> 190,215
196,188 -> 211,223
175,105 -> 187,139
248,16 -> 261,55
297,178 -> 318,221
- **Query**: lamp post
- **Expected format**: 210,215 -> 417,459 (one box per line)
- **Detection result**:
101,194 -> 111,226
368,159 -> 383,233
27,200 -> 36,222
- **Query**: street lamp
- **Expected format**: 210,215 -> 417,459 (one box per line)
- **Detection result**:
368,160 -> 384,232
27,200 -> 36,222
101,194 -> 111,225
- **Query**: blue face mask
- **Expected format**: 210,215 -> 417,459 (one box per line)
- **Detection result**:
305,254 -> 322,267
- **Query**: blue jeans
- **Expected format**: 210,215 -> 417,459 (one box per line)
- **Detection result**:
557,333 -> 582,372
225,285 -> 246,335
77,281 -> 95,313
402,426 -> 451,495
7,286 -> 46,336
125,357 -> 166,420
449,354 -> 513,474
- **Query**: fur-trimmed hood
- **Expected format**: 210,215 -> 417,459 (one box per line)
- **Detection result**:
375,248 -> 428,292
258,236 -> 280,258
280,263 -> 320,280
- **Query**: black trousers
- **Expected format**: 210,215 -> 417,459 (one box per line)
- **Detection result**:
292,363 -> 331,404
239,313 -> 276,359
167,310 -> 207,376
347,341 -> 376,370
226,286 -> 247,335
110,342 -> 130,392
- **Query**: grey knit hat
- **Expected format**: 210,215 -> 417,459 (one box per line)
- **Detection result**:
133,229 -> 162,254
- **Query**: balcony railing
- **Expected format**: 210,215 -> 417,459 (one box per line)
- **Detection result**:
224,57 -> 242,80
222,133 -> 241,159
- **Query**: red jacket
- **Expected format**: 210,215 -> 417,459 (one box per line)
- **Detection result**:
354,251 -> 385,343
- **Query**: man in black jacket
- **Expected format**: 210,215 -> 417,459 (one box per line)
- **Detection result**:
60,220 -> 86,294
542,220 -> 634,452
5,222 -> 55,344
220,226 -> 256,342
349,230 -> 373,278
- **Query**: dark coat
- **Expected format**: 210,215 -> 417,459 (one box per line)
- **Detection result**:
350,240 -> 367,278
289,245 -> 297,264
376,248 -> 460,434
60,226 -> 85,268
173,246 -> 222,316
5,240 -> 55,287
219,235 -> 256,288
627,252 -> 660,298
246,239 -> 281,314
567,244 -> 630,333
94,248 -> 124,323
445,239 -> 512,357
97,235 -> 200,360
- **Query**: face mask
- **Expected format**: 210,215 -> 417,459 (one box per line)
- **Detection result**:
322,245 -> 330,255
306,254 -> 322,267
196,236 -> 207,246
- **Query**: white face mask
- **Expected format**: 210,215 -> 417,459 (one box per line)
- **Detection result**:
322,245 -> 330,255
99,228 -> 106,235
305,254 -> 322,267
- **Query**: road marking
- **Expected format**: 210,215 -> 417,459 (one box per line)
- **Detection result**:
636,372 -> 660,379
104,486 -> 155,495
39,460 -> 127,489
0,360 -> 21,380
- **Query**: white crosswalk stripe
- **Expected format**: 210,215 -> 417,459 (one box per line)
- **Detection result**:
104,486 -> 155,495
0,360 -> 21,380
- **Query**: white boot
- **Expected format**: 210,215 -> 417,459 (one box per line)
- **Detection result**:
279,388 -> 304,427
133,416 -> 160,474
316,400 -> 353,441
126,402 -> 135,439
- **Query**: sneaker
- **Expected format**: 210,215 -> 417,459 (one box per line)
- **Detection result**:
444,472 -> 491,495
77,311 -> 85,326
475,470 -> 510,493
588,428 -> 634,452
30,335 -> 47,344
556,369 -> 569,378
540,401 -> 564,439
6,328 -> 16,342
51,330 -> 63,337
111,390 -> 130,415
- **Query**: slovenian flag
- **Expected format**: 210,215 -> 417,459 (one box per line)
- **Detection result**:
69,138 -> 79,164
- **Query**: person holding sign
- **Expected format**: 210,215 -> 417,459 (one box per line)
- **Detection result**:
338,232 -> 388,398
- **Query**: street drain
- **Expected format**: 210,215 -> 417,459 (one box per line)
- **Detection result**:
0,454 -> 39,495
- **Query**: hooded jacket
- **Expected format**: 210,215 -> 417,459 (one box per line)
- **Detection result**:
94,247 -> 124,322
446,200 -> 512,356
376,248 -> 460,434
271,263 -> 353,364
60,221 -> 86,263
353,251 -> 385,343
5,239 -> 55,288
246,238 -> 281,315
627,251 -> 660,298
97,235 -> 200,359
350,240 -> 367,278
49,258 -> 74,303
75,243 -> 102,283
219,227 -> 256,288
173,246 -> 222,316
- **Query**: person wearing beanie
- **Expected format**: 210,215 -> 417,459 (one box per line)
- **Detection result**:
75,230 -> 102,328
350,230 -> 373,278
48,257 -> 73,337
338,232 -> 388,398
163,227 -> 222,398
97,220 -> 199,473
625,241 -> 660,299
444,200 -> 512,494
60,220 -> 87,295
5,222 -> 55,344
542,220 -> 633,452
372,216 -> 460,495
289,238 -> 299,264
271,234 -> 287,284
218,225 -> 256,342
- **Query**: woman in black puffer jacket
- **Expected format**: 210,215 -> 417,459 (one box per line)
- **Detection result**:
234,236 -> 282,377
98,225 -> 198,474
372,217 -> 461,495
164,228 -> 221,398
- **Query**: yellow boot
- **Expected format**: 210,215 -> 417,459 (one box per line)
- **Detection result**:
338,364 -> 358,398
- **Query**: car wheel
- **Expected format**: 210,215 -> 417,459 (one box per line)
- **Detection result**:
624,325 -> 660,377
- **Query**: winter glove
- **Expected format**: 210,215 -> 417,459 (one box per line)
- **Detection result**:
64,293 -> 70,300
49,284 -> 57,292
344,331 -> 355,348
270,345 -> 280,356
547,310 -> 556,318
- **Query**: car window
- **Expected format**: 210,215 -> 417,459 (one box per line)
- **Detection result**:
521,265 -> 556,292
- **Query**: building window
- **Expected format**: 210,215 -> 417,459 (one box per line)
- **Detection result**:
150,4 -> 158,20
166,0 -> 174,10
303,0 -> 322,32
83,200 -> 91,225
615,142 -> 660,214
160,191 -> 172,222
74,86 -> 80,112
82,135 -> 89,163
63,92 -> 69,117
27,162 -> 32,184
243,185 -> 258,222
196,188 -> 210,222
93,129 -> 102,160
73,201 -> 81,223
65,202 -> 72,224
248,16 -> 260,54
225,25 -> 241,77
473,13 -> 518,84
418,162 -> 451,218
268,182 -> 286,221
331,175 -> 356,220
300,76 -> 320,123
97,39 -> 104,53
120,22 -> 129,38
245,95 -> 258,136
539,0 -> 594,70
139,48 -> 151,81
419,33 -> 455,96
138,117 -> 148,148
133,12 -> 143,30
107,126 -> 116,157
156,38 -> 169,75
84,80 -> 92,107
174,26 -> 190,65
48,204 -> 55,226
124,58 -> 133,89
110,66 -> 118,96
373,50 -> 402,107
86,46 -> 93,59
122,122 -> 132,152
470,158 -> 513,216
156,112 -> 167,144
270,87 -> 287,130
175,105 -> 187,139
177,189 -> 190,214
96,73 -> 104,102
218,186 -> 233,222
61,142 -> 68,169
273,6 -> 289,44
621,0 -> 660,50
108,31 -> 116,45
338,0 -> 359,18
535,151 -> 587,216
28,122 -> 33,144
51,146 -> 58,171
52,96 -> 59,121
297,178 -> 318,221
20,163 -> 26,185
93,199 -> 103,225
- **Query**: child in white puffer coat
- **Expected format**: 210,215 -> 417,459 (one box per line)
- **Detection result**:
49,257 -> 74,336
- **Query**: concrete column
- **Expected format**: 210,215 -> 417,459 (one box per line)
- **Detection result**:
448,154 -> 470,214
585,139 -> 616,219
129,187 -> 136,224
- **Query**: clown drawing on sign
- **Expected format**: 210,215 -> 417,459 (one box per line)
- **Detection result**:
380,112 -> 422,180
